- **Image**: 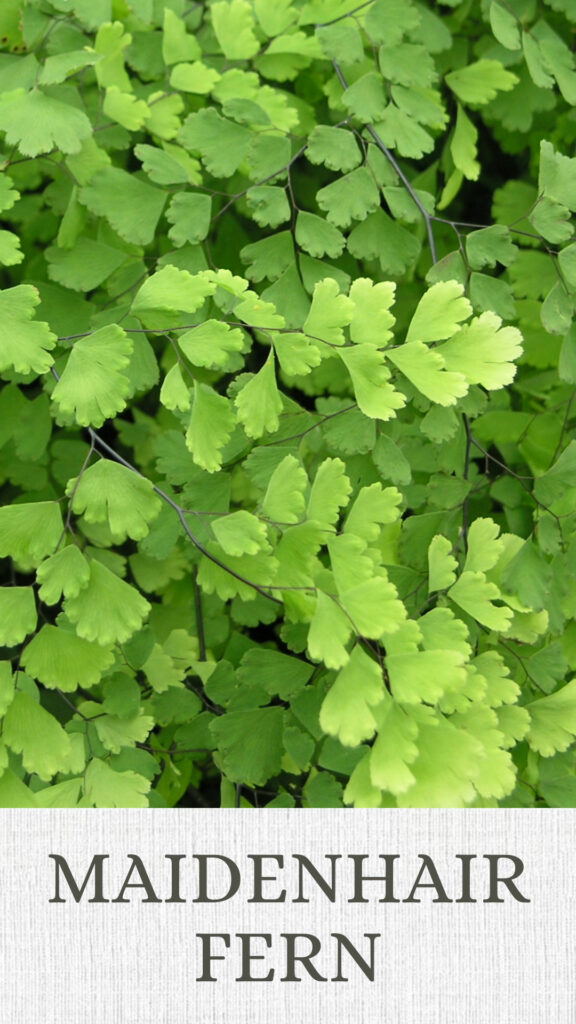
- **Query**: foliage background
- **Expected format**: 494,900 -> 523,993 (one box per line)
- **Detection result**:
1,0 -> 576,808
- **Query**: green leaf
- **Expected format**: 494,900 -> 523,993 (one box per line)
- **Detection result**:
539,140 -> 576,211
166,192 -> 212,245
179,108 -> 252,177
342,72 -> 388,121
160,363 -> 191,412
238,648 -> 313,699
308,590 -> 353,669
466,225 -> 517,270
344,482 -> 401,542
83,757 -> 150,808
262,454 -> 308,524
64,559 -> 150,645
307,457 -> 351,531
132,266 -> 214,327
80,167 -> 166,246
36,546 -> 90,605
387,341 -> 468,406
339,345 -> 406,420
67,460 -> 161,542
210,707 -> 284,785
162,8 -> 201,65
315,167 -> 380,229
235,352 -> 283,438
295,211 -> 345,259
246,186 -> 290,228
369,701 -> 419,794
47,238 -> 128,292
212,0 -> 260,60
52,325 -> 133,427
526,680 -> 576,756
306,125 -> 362,172
178,320 -> 244,369
464,518 -> 505,573
349,279 -> 396,347
0,501 -> 62,567
170,62 -> 221,95
212,510 -> 270,556
0,662 -> 15,717
302,278 -> 353,345
428,534 -> 457,592
21,625 -> 115,691
0,587 -> 37,646
449,571 -> 513,631
0,284 -> 56,375
273,332 -> 322,375
438,312 -> 523,389
0,87 -> 92,156
320,646 -> 384,746
446,60 -> 518,105
3,691 -> 73,781
489,2 -> 521,50
450,104 -> 480,181
406,281 -> 472,343
186,383 -> 236,472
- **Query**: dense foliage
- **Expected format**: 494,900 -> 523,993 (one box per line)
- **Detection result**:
2,0 -> 576,808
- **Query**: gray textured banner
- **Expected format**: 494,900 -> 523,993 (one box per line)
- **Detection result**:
0,810 -> 573,1023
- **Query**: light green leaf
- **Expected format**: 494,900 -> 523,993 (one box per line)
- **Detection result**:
160,363 -> 191,412
349,279 -> 396,347
307,590 -> 353,669
344,483 -> 401,542
178,320 -> 244,369
52,325 -> 133,428
235,352 -> 283,438
306,125 -> 362,172
67,460 -> 161,542
438,312 -> 523,389
162,8 -> 201,65
80,167 -> 166,246
36,546 -> 90,606
0,285 -> 56,375
64,560 -> 151,645
186,383 -> 236,472
449,571 -> 513,631
339,345 -> 406,420
210,707 -> 285,785
21,625 -> 115,691
132,266 -> 215,327
307,457 -> 351,531
170,61 -> 221,94
0,502 -> 62,567
464,518 -> 505,573
0,88 -> 92,157
83,757 -> 150,808
212,510 -> 270,557
262,454 -> 308,525
451,104 -> 480,181
406,281 -> 472,343
179,108 -> 252,177
0,588 -> 37,646
446,60 -> 518,105
320,646 -> 384,746
103,86 -> 149,130
387,341 -> 468,406
295,211 -> 345,259
3,691 -> 73,782
212,0 -> 260,60
526,680 -> 576,756
166,192 -> 212,246
428,534 -> 458,592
